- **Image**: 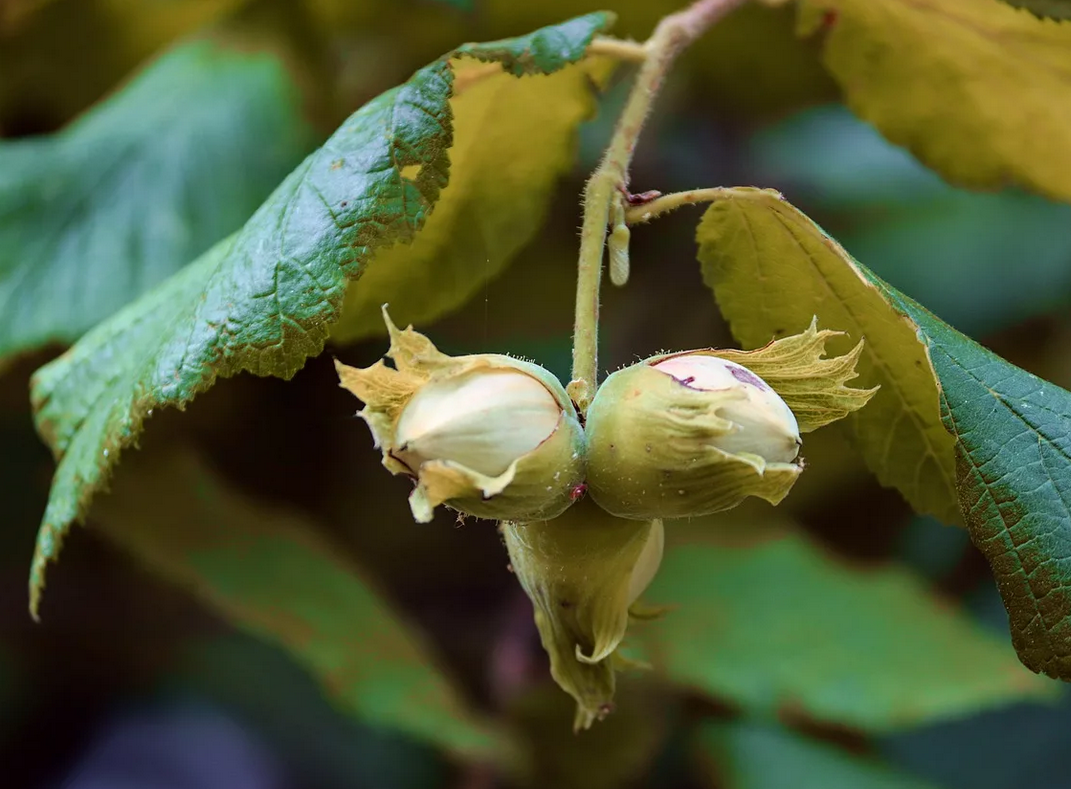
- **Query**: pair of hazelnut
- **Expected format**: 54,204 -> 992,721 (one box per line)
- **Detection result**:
336,306 -> 874,729
336,307 -> 804,527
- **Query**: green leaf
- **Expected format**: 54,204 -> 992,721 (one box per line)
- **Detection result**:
643,523 -> 1054,730
331,54 -> 609,342
699,188 -> 1071,682
453,12 -> 611,76
998,0 -> 1071,21
93,447 -> 504,758
797,0 -> 1071,203
698,721 -> 938,789
698,189 -> 960,525
27,12 -> 614,618
878,290 -> 1071,682
0,40 -> 313,365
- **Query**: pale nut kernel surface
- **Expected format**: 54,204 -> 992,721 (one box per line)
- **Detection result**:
653,355 -> 801,463
394,367 -> 562,477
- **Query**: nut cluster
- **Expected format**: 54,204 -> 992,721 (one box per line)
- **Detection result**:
336,308 -> 876,729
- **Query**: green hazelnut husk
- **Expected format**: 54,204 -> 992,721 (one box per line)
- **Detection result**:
501,497 -> 663,731
585,363 -> 802,520
585,320 -> 877,520
336,306 -> 585,523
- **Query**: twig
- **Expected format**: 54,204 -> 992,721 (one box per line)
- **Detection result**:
587,36 -> 648,62
567,0 -> 750,414
624,187 -> 765,224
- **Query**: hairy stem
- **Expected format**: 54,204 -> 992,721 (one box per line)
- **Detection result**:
568,0 -> 749,413
624,186 -> 777,224
587,36 -> 648,62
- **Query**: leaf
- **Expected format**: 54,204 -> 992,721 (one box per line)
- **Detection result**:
797,0 -> 1071,203
453,13 -> 611,76
879,291 -> 1071,681
0,40 -> 313,365
331,54 -> 608,342
92,447 -> 503,757
698,721 -> 938,789
749,106 -> 1071,336
700,188 -> 1071,682
698,188 -> 960,525
999,0 -> 1071,21
880,636 -> 1071,789
643,523 -> 1055,730
27,12 -> 614,618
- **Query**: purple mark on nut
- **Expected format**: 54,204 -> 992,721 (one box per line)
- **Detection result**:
729,365 -> 769,390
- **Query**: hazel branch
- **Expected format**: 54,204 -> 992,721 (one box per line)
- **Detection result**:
568,0 -> 750,414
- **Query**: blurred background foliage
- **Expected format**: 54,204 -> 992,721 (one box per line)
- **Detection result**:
2,0 -> 1071,787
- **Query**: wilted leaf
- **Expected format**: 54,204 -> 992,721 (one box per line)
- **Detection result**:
700,189 -> 1071,682
698,189 -> 960,525
0,40 -> 313,365
93,447 -> 503,757
331,53 -> 608,341
643,523 -> 1054,729
998,0 -> 1071,20
698,721 -> 938,789
27,13 -> 614,618
798,0 -> 1071,203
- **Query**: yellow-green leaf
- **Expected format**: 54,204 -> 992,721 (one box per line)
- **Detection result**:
698,188 -> 960,525
798,0 -> 1071,203
699,188 -> 1071,682
331,54 -> 609,341
93,447 -> 504,758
